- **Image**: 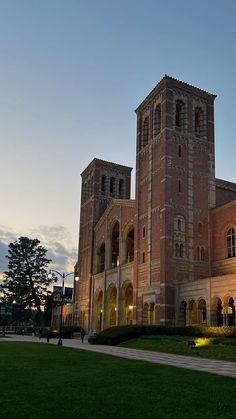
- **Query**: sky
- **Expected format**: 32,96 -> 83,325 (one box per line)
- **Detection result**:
1,0 -> 236,280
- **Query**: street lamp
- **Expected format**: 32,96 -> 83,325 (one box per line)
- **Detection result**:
48,269 -> 74,346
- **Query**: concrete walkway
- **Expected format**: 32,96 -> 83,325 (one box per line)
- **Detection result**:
2,334 -> 236,379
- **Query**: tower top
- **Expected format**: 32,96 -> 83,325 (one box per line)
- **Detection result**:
135,75 -> 217,113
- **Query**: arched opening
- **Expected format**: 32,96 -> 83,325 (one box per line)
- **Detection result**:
119,179 -> 124,197
107,285 -> 117,328
110,177 -> 115,195
198,299 -> 207,324
94,290 -> 103,332
195,107 -> 205,136
150,302 -> 155,325
125,226 -> 134,263
227,297 -> 235,326
153,104 -> 161,135
97,242 -> 105,273
101,175 -> 106,195
180,301 -> 187,326
175,100 -> 185,129
142,117 -> 149,147
189,300 -> 197,325
120,281 -> 133,325
143,303 -> 149,324
111,221 -> 119,268
215,298 -> 223,326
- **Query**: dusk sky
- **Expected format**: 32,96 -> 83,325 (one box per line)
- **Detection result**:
1,0 -> 236,279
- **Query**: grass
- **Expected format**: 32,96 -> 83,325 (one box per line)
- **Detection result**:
120,335 -> 236,361
1,342 -> 236,418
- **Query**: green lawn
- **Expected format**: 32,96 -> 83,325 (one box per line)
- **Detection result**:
0,342 -> 236,418
120,335 -> 236,361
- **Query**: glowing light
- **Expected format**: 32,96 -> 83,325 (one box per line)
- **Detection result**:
195,338 -> 210,347
128,305 -> 133,310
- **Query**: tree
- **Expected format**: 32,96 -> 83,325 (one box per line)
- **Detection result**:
2,236 -> 52,325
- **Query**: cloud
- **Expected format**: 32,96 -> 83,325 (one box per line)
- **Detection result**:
0,224 -> 77,281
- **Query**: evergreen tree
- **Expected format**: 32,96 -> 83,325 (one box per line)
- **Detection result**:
2,236 -> 52,325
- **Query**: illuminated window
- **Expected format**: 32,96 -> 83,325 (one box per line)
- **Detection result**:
226,228 -> 235,258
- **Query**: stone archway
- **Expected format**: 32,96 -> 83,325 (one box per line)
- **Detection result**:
224,296 -> 235,326
189,300 -> 197,325
94,289 -> 103,332
120,281 -> 133,325
107,285 -> 117,328
180,301 -> 187,326
198,299 -> 207,325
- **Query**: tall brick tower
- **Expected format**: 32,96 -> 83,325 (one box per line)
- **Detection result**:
74,158 -> 132,331
134,76 -> 216,324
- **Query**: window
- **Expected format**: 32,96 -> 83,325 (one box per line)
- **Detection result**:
142,226 -> 146,238
195,107 -> 205,136
226,228 -> 235,258
110,177 -> 115,195
175,100 -> 185,129
178,180 -> 181,192
178,145 -> 182,157
119,179 -> 124,197
142,117 -> 149,147
101,175 -> 106,194
197,246 -> 205,261
142,252 -> 146,263
201,248 -> 205,261
176,243 -> 183,258
177,219 -> 181,231
153,104 -> 161,135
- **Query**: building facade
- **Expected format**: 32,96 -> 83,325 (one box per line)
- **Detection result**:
74,76 -> 236,332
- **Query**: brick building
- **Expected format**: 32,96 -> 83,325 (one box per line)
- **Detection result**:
74,76 -> 236,332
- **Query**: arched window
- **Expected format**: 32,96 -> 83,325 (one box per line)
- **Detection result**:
97,242 -> 105,273
142,226 -> 146,238
126,226 -> 134,263
226,228 -> 235,258
201,247 -> 205,261
111,221 -> 120,268
178,180 -> 181,193
142,251 -> 146,263
119,179 -> 124,197
197,246 -> 201,261
179,244 -> 184,257
142,117 -> 149,147
198,222 -> 203,235
195,107 -> 205,136
101,175 -> 106,195
175,100 -> 185,129
153,104 -> 161,135
178,145 -> 182,157
110,177 -> 115,195
177,219 -> 181,231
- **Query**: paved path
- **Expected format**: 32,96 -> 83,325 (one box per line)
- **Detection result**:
2,334 -> 236,379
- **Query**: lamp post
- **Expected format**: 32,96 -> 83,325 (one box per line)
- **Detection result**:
48,269 -> 74,346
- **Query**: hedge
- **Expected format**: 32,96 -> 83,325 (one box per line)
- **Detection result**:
96,325 -> 236,345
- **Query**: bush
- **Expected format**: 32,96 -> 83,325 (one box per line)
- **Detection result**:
96,325 -> 145,345
96,325 -> 236,345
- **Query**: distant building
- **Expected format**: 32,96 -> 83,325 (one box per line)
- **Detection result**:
73,75 -> 236,332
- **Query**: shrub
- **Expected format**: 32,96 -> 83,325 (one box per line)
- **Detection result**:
96,325 -> 236,345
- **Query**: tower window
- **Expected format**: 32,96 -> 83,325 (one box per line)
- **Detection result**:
177,219 -> 181,231
142,117 -> 149,147
198,223 -> 203,235
153,104 -> 161,135
101,175 -> 106,194
226,228 -> 235,258
142,252 -> 146,263
195,107 -> 205,136
110,177 -> 115,195
175,100 -> 185,129
142,226 -> 146,238
119,179 -> 124,197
